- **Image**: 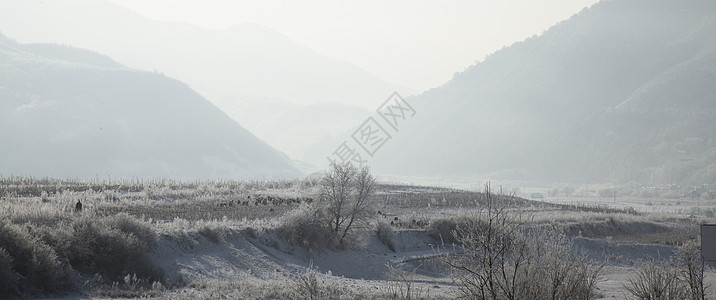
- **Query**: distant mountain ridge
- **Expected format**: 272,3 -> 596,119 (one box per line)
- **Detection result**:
0,0 -> 412,108
0,0 -> 412,168
373,0 -> 716,187
0,34 -> 301,180
223,97 -> 371,171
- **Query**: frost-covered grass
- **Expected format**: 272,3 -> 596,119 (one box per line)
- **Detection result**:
0,176 -> 711,298
0,212 -> 163,298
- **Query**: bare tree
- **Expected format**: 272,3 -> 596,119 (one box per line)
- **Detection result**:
446,183 -> 602,300
319,162 -> 376,246
677,241 -> 706,300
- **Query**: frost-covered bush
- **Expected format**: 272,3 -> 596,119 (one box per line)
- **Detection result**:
277,163 -> 377,250
446,184 -> 603,300
104,213 -> 158,249
292,265 -> 346,300
0,248 -> 17,297
625,259 -> 682,299
625,241 -> 706,300
198,225 -> 225,244
58,214 -> 163,282
384,263 -> 430,300
376,221 -> 396,252
427,216 -> 471,244
277,203 -> 334,250
0,220 -> 74,297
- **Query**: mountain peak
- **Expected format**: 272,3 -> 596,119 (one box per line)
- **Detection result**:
0,35 -> 301,180
373,0 -> 716,187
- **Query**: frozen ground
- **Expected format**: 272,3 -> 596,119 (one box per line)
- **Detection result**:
3,177 -> 714,298
149,226 -> 459,298
146,222 -> 711,299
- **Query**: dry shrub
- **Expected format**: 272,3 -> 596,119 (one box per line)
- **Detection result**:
60,214 -> 163,282
446,184 -> 603,300
293,265 -> 323,299
676,241 -> 706,300
427,218 -> 459,244
292,264 -> 344,300
384,263 -> 430,300
0,220 -> 74,298
278,203 -> 335,250
103,213 -> 158,249
198,226 -> 225,244
625,259 -> 683,300
0,248 -> 17,297
376,221 -> 396,252
427,216 -> 472,244
625,241 -> 707,300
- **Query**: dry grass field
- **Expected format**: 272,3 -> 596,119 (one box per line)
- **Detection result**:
1,175 -> 714,299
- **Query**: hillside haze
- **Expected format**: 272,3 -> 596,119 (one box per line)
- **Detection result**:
372,0 -> 716,187
0,34 -> 301,180
0,0 -> 411,170
223,97 -> 370,172
0,0 -> 410,109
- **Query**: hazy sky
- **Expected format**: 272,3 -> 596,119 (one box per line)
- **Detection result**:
106,0 -> 600,92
